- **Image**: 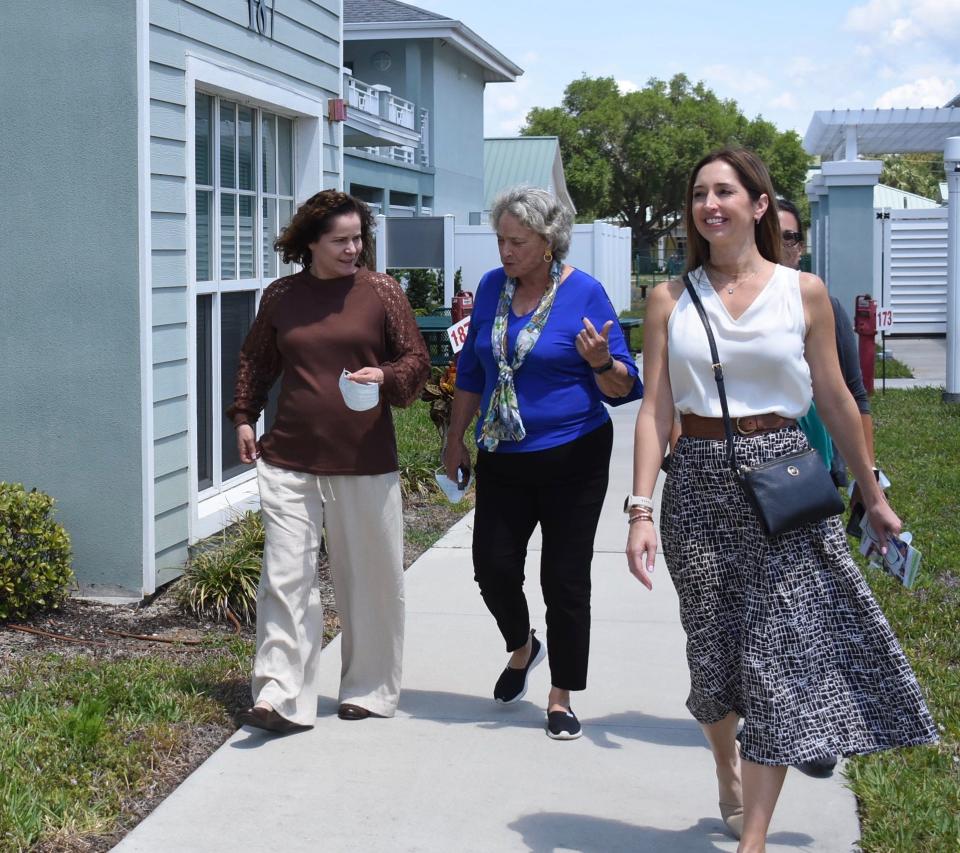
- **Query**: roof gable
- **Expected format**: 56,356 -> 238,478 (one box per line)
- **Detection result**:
344,0 -> 451,24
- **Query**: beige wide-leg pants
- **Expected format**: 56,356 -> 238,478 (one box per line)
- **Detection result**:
252,459 -> 405,725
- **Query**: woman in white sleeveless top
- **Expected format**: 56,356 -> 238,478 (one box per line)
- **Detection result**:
626,148 -> 937,851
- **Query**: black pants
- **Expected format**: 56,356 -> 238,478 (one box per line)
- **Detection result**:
472,419 -> 613,691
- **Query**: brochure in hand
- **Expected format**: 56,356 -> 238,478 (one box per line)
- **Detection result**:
859,515 -> 922,589
846,468 -> 891,540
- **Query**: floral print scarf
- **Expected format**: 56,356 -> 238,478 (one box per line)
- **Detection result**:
479,260 -> 563,451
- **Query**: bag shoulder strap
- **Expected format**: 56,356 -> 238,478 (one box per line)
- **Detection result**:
682,273 -> 738,471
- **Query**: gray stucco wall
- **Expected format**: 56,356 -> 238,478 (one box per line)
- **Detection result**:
0,1 -> 143,594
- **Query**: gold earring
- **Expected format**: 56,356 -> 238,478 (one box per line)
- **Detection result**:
544,249 -> 553,263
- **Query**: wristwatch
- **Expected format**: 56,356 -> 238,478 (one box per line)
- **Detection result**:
624,495 -> 654,513
592,357 -> 615,374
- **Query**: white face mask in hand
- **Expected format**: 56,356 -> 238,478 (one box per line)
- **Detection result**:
434,467 -> 472,503
338,369 -> 380,411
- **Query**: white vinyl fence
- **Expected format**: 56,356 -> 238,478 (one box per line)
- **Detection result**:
453,220 -> 633,312
873,208 -> 949,334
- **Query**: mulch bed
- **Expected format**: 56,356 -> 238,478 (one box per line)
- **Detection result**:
0,496 -> 467,852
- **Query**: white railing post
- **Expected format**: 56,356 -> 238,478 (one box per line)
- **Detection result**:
944,137 -> 960,402
443,215 -> 456,307
375,214 -> 388,274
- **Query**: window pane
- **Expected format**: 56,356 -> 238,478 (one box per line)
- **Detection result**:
219,101 -> 236,189
239,195 -> 255,278
196,190 -> 212,281
278,198 -> 295,276
277,116 -> 293,196
261,113 -> 277,194
195,92 -> 212,186
221,292 -> 256,480
262,198 -> 277,278
196,294 -> 213,490
238,106 -> 254,191
221,193 -> 237,279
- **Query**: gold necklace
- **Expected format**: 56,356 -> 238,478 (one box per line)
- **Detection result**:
707,265 -> 760,295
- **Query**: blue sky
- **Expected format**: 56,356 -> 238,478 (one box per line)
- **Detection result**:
420,0 -> 960,139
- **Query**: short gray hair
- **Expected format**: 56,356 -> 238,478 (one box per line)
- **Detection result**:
489,186 -> 575,260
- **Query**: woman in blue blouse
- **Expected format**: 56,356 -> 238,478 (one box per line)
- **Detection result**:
443,186 -> 640,739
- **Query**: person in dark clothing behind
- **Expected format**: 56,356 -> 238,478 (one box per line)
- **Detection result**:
778,197 -> 878,778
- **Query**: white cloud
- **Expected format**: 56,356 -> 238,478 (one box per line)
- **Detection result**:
874,75 -> 957,107
845,0 -> 960,45
845,0 -> 903,33
701,64 -> 772,96
616,79 -> 639,94
770,93 -> 799,109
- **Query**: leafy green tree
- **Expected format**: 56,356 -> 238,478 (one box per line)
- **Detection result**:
874,153 -> 942,200
522,74 -> 810,255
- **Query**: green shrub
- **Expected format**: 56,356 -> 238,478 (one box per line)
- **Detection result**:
0,482 -> 74,621
176,511 -> 262,626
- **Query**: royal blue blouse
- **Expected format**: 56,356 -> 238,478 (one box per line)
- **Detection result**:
456,267 -> 641,453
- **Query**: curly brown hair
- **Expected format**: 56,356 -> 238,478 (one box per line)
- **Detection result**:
274,190 -> 377,272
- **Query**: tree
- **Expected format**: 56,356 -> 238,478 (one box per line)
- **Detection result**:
874,153 -> 942,201
522,74 -> 810,255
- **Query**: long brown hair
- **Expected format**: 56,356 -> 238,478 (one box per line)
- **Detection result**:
683,148 -> 782,274
274,190 -> 376,272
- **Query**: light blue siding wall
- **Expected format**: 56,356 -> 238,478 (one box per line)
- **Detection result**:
824,186 -> 873,313
431,43 -> 485,221
147,0 -> 342,579
343,36 -> 487,219
0,1 -> 142,594
343,39 -> 435,207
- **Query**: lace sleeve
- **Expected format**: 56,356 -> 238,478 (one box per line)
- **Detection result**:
225,277 -> 292,425
365,270 -> 431,407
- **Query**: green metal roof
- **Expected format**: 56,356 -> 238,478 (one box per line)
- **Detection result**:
483,137 -> 575,212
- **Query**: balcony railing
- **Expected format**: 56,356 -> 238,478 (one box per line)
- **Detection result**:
345,77 -> 380,117
343,70 -> 429,167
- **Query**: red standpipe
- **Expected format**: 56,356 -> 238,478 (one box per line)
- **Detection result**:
854,294 -> 877,395
451,291 -> 473,323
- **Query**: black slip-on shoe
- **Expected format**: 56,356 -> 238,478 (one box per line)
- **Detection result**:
494,629 -> 545,704
795,755 -> 837,778
236,706 -> 311,734
546,707 -> 582,740
337,703 -> 372,720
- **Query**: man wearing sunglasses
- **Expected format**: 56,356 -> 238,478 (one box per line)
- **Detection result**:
777,197 -> 878,779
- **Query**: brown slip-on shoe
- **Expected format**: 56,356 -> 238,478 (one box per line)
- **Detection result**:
236,706 -> 310,734
337,703 -> 371,720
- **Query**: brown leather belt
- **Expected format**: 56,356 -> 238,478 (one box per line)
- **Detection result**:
680,413 -> 797,440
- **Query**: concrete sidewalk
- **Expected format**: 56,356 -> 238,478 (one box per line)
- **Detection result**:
113,403 -> 859,853
877,336 -> 946,389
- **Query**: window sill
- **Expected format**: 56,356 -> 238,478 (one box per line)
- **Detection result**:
194,474 -> 260,542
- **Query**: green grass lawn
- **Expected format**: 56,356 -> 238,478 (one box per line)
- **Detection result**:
845,388 -> 960,851
0,401 -> 467,852
873,356 -> 914,379
0,642 -> 252,851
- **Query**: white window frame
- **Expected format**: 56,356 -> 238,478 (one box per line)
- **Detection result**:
185,54 -> 324,542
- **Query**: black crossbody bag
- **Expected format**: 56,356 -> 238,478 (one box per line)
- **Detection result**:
683,274 -> 844,537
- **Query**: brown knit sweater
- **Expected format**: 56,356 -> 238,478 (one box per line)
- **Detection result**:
227,267 -> 430,475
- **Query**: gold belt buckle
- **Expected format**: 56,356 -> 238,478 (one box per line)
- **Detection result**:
736,417 -> 757,435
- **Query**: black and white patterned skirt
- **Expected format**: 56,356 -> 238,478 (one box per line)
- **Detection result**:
660,427 -> 938,766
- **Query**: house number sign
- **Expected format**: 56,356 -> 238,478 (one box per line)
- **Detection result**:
248,0 -> 275,38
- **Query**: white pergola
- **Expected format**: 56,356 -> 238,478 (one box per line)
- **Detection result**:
803,107 -> 960,401
804,107 -> 960,159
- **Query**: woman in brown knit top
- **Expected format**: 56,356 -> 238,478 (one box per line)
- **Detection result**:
229,190 -> 430,733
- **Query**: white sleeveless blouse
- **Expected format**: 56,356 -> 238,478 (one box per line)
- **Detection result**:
668,264 -> 812,419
